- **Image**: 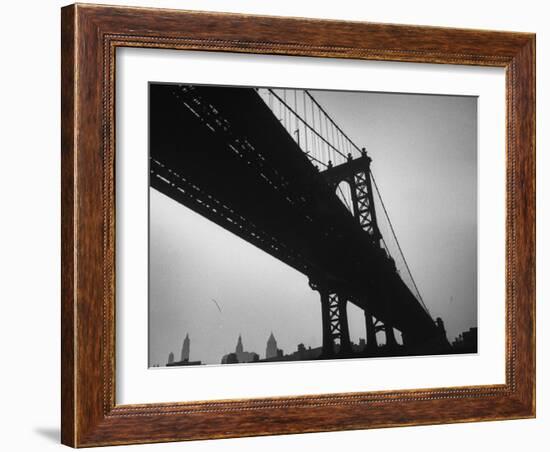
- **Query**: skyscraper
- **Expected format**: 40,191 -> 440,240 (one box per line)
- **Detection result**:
221,335 -> 259,364
168,351 -> 174,364
236,334 -> 243,356
181,333 -> 190,362
266,332 -> 278,359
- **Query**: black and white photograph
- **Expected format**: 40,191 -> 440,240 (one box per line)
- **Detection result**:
148,83 -> 478,368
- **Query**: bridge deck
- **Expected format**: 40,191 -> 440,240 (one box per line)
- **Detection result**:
149,84 -> 440,347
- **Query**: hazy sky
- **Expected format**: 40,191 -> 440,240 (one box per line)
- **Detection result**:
148,89 -> 477,366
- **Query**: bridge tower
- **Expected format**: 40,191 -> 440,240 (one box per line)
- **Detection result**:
309,281 -> 352,357
319,149 -> 399,354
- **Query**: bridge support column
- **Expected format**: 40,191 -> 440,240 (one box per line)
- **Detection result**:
317,286 -> 352,357
385,322 -> 398,349
363,308 -> 378,353
337,296 -> 352,355
319,289 -> 334,357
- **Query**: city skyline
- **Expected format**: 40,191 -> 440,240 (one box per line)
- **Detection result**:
158,325 -> 477,368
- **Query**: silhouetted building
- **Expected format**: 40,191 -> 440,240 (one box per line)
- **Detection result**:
262,342 -> 322,362
266,332 -> 281,359
236,334 -> 243,356
221,335 -> 260,364
452,327 -> 478,353
165,333 -> 202,366
166,358 -> 202,366
181,333 -> 190,362
261,339 -> 380,363
223,353 -> 239,364
294,343 -> 320,361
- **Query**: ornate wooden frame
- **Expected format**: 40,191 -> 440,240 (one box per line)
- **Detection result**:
61,3 -> 536,447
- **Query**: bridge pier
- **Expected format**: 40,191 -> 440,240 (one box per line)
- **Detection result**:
337,295 -> 353,355
317,285 -> 352,358
319,289 -> 333,356
384,322 -> 398,349
363,307 -> 378,353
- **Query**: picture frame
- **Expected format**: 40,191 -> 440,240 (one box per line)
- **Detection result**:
61,3 -> 535,447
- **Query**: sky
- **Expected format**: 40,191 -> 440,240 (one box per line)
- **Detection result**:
148,88 -> 477,367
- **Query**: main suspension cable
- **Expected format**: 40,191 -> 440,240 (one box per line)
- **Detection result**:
370,171 -> 432,318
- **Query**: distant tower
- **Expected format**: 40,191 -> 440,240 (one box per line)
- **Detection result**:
236,334 -> 244,355
266,332 -> 278,359
167,352 -> 174,364
181,333 -> 190,362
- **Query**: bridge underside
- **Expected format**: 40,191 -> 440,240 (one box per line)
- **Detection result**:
149,84 -> 448,352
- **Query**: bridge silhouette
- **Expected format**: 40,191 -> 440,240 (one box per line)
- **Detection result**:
149,83 -> 451,358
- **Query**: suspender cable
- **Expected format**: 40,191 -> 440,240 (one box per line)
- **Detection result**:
305,91 -> 362,155
303,91 -> 308,153
268,89 -> 347,160
294,89 -> 299,145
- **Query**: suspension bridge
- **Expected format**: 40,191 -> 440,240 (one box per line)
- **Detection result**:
149,83 -> 451,358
